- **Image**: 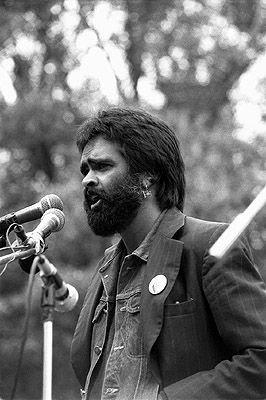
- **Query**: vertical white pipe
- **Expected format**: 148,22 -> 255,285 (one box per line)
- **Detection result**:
43,320 -> 53,400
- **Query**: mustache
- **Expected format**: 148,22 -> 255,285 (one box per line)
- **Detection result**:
83,187 -> 111,201
84,188 -> 105,198
83,179 -> 142,202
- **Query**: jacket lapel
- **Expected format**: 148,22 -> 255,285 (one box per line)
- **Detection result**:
141,209 -> 185,356
71,241 -> 125,387
71,269 -> 103,387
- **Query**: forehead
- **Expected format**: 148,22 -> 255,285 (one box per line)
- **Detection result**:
80,136 -> 125,163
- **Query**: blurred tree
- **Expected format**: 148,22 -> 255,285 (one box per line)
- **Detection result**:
70,0 -> 266,123
0,0 -> 80,197
161,106 -> 266,270
0,1 -> 266,399
123,0 -> 266,122
1,97 -> 75,181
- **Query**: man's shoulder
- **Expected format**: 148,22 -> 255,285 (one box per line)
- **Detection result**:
185,215 -> 227,233
181,214 -> 228,250
158,208 -> 228,247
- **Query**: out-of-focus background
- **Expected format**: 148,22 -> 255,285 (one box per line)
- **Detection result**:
0,0 -> 266,399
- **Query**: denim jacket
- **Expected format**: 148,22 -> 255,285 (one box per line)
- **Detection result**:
81,212 -> 167,400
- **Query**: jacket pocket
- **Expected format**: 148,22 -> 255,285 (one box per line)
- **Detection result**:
164,298 -> 196,317
156,303 -> 201,386
120,291 -> 145,358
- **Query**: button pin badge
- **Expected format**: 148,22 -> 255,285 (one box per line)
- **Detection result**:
149,275 -> 168,295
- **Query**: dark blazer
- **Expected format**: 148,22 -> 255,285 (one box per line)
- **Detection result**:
71,208 -> 266,399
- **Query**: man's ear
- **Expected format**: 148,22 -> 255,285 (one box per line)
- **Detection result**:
142,176 -> 154,188
141,175 -> 159,195
145,175 -> 158,186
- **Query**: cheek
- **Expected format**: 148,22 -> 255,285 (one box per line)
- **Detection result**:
103,170 -> 128,190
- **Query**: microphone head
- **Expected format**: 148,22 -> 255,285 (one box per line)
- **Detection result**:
40,194 -> 64,213
55,284 -> 79,312
41,208 -> 65,232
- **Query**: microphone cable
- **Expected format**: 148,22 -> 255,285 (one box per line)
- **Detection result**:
9,255 -> 39,400
0,224 -> 37,277
0,224 -> 23,277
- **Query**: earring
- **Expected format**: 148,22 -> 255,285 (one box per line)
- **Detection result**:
142,184 -> 152,199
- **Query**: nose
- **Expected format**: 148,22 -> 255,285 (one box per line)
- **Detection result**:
82,170 -> 99,188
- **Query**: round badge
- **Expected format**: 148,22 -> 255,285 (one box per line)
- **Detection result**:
149,275 -> 168,295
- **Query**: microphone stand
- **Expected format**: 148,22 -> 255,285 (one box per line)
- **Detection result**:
0,222 -> 76,400
40,261 -> 56,400
0,249 -> 58,400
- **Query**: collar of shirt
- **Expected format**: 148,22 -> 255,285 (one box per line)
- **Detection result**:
99,207 -> 184,274
131,209 -> 168,262
105,208 -> 168,268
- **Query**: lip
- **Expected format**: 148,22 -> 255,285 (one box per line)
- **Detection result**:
90,198 -> 102,210
85,192 -> 100,204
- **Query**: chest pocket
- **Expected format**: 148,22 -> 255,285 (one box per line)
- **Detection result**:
164,297 -> 196,317
120,291 -> 145,358
91,299 -> 108,354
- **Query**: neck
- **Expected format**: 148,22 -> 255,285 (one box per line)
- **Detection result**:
120,201 -> 161,254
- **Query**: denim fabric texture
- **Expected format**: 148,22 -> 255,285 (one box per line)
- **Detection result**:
83,212 -> 167,400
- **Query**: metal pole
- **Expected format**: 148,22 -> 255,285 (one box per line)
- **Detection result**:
209,184 -> 266,259
41,283 -> 55,400
43,320 -> 53,400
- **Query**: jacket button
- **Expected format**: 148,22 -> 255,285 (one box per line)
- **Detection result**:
94,346 -> 102,355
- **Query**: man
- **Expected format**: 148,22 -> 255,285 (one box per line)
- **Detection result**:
71,107 -> 266,400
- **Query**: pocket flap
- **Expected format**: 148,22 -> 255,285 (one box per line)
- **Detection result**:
92,300 -> 107,323
126,293 -> 141,313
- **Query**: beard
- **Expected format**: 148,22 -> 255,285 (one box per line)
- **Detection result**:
83,172 -> 143,236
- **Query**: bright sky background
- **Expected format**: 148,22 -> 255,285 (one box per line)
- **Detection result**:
0,0 -> 266,143
231,53 -> 266,141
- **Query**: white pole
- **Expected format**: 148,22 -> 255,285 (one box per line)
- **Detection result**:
209,185 -> 266,259
43,320 -> 53,400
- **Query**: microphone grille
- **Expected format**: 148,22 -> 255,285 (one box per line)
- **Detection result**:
41,208 -> 65,232
40,194 -> 64,213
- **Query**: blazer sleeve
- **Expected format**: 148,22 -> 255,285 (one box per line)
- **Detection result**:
163,236 -> 266,400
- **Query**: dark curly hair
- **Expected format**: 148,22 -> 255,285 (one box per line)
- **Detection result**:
76,107 -> 185,211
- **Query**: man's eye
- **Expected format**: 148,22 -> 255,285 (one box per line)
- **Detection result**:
97,163 -> 110,170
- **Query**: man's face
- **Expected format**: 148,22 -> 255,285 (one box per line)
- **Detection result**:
80,136 -> 144,236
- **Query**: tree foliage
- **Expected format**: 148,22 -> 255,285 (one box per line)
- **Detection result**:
0,1 -> 266,399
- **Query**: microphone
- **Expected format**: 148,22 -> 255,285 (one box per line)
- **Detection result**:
14,208 -> 65,272
38,255 -> 79,312
0,208 -> 65,266
26,208 -> 65,253
0,194 -> 64,236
